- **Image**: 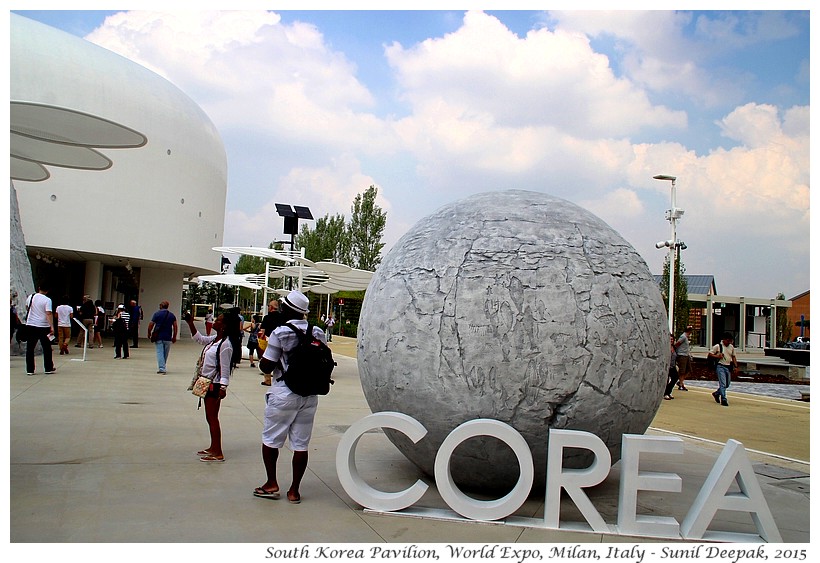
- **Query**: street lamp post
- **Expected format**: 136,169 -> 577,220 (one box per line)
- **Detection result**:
653,174 -> 682,335
275,203 -> 313,291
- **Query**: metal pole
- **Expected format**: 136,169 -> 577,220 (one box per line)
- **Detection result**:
263,261 -> 269,312
298,247 -> 305,290
668,177 -> 677,335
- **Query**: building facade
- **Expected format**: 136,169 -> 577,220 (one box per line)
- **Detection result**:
10,14 -> 227,335
786,290 -> 810,341
655,274 -> 791,351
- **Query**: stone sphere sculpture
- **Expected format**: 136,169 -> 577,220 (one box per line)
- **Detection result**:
358,190 -> 668,492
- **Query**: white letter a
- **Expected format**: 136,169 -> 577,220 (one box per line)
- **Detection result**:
681,439 -> 782,542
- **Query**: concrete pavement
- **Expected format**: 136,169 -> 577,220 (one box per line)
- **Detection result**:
10,326 -> 810,546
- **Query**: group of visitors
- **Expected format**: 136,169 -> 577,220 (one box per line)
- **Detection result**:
22,283 -> 329,503
18,284 -> 178,375
662,325 -> 738,407
18,285 -> 110,374
184,290 -> 326,505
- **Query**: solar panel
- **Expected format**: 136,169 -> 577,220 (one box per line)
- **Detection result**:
294,205 -> 313,220
275,203 -> 295,217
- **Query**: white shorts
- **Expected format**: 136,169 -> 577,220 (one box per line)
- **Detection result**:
261,382 -> 319,451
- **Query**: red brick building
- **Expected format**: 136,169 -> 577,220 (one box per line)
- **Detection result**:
787,290 -> 810,341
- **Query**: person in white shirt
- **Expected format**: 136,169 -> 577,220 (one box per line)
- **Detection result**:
255,290 -> 326,504
182,309 -> 241,462
708,332 -> 737,407
55,296 -> 74,355
25,282 -> 55,375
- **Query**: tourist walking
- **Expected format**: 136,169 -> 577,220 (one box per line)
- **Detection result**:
55,296 -> 74,355
674,326 -> 694,391
147,300 -> 178,374
708,332 -> 737,407
24,282 -> 56,375
182,309 -> 241,462
663,333 -> 679,400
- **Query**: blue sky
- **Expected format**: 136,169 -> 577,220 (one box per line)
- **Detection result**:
11,6 -> 811,299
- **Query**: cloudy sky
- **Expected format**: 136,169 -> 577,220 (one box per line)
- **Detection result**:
14,4 -> 811,299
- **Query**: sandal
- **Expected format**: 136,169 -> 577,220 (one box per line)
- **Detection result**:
197,449 -> 215,456
253,487 -> 280,500
287,491 -> 301,504
663,395 -> 674,400
199,455 -> 225,462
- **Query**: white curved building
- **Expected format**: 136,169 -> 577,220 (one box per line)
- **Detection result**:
10,14 -> 227,334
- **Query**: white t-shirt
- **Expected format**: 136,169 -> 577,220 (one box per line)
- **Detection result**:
25,293 -> 53,328
56,304 -> 74,327
710,342 -> 735,366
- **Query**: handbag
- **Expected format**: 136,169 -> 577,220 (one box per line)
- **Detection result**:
187,346 -> 209,391
257,334 -> 268,352
191,376 -> 212,398
188,339 -> 224,397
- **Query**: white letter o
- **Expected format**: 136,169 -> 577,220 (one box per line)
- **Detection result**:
434,419 -> 534,521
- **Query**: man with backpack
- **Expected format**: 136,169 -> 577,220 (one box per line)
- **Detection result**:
254,290 -> 334,504
708,332 -> 737,407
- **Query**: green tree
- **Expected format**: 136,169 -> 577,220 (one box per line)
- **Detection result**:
660,252 -> 690,336
349,185 -> 386,271
233,254 -> 269,311
295,213 -> 350,263
234,254 -> 268,275
775,292 -> 791,346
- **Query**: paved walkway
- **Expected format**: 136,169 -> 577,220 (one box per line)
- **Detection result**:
682,379 -> 809,401
9,326 -> 810,551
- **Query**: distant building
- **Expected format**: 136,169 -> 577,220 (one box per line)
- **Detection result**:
787,290 -> 810,341
10,14 -> 227,336
654,274 -> 790,351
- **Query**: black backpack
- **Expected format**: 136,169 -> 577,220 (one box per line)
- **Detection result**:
277,323 -> 336,396
707,342 -> 723,370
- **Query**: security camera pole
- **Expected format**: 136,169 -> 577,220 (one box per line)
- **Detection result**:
654,174 -> 681,335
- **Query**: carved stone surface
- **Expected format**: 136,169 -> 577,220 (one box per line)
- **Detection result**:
10,183 -> 35,316
357,190 -> 668,491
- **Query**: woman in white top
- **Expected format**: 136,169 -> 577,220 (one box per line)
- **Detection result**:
182,309 -> 241,462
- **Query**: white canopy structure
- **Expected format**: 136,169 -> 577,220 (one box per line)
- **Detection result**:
196,273 -> 266,290
209,246 -> 374,307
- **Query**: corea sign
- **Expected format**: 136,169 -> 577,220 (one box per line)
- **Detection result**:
336,412 -> 782,543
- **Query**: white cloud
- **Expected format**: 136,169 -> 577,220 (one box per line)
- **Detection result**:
86,11 -> 396,153
79,10 -> 807,297
547,10 -> 795,108
580,188 -> 645,223
386,11 -> 685,140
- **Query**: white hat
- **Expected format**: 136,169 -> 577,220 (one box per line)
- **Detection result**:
282,290 -> 309,314
117,304 -> 125,309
